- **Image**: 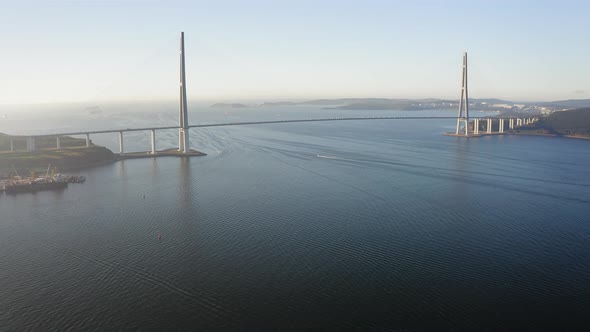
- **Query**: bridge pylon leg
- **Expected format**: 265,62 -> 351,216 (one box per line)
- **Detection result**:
119,131 -> 124,155
26,137 -> 35,152
151,129 -> 156,155
455,52 -> 469,136
178,129 -> 184,152
183,128 -> 189,153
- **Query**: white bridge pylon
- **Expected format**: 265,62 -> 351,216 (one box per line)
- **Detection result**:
455,52 -> 469,136
178,32 -> 190,153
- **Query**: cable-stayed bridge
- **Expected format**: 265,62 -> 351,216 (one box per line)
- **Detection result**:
2,33 -> 539,155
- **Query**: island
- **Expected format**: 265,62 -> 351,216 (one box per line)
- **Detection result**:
210,103 -> 249,108
512,107 -> 590,139
215,97 -> 590,113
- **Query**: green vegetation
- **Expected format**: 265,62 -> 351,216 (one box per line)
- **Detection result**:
0,134 -> 88,151
517,108 -> 590,138
0,134 -> 116,171
0,146 -> 116,171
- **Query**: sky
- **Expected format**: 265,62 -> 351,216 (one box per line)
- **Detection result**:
1,0 -> 590,105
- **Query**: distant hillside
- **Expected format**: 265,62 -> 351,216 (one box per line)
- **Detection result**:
277,98 -> 514,110
303,98 -> 395,106
302,98 -> 456,110
211,103 -> 249,108
537,99 -> 590,109
519,108 -> 590,137
214,97 -> 589,113
259,101 -> 298,107
474,98 -> 515,104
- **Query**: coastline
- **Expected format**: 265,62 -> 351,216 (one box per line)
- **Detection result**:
444,131 -> 590,140
54,148 -> 208,172
510,131 -> 590,140
0,144 -> 207,173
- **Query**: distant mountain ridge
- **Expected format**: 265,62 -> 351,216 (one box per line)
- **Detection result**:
211,98 -> 590,113
211,103 -> 249,108
537,99 -> 590,109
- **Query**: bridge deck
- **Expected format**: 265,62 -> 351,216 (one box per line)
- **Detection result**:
10,116 -> 526,137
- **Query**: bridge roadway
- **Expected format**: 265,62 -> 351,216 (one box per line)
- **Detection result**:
22,115 -> 514,138
6,115 -> 538,153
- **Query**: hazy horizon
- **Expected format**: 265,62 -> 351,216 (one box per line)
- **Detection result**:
2,0 -> 590,105
2,95 -> 590,109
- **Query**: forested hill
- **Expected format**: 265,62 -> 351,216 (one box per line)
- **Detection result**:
525,108 -> 590,137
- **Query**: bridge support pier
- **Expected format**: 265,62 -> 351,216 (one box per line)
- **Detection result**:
474,118 -> 479,134
178,129 -> 183,152
56,136 -> 61,150
119,131 -> 124,154
151,129 -> 156,155
26,137 -> 35,152
509,118 -> 514,129
85,133 -> 90,147
178,128 -> 190,153
499,119 -> 505,133
9,138 -> 14,152
487,119 -> 492,134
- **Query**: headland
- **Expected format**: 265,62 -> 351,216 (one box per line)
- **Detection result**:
0,133 -> 206,173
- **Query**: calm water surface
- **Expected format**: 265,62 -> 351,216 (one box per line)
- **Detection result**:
1,105 -> 589,330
